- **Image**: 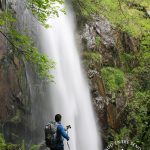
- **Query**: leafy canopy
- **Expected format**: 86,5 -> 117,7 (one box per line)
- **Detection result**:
0,9 -> 55,80
27,0 -> 65,27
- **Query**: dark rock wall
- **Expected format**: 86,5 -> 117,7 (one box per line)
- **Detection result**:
0,33 -> 31,143
0,0 -> 31,145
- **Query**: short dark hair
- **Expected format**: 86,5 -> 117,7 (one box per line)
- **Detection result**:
55,114 -> 62,122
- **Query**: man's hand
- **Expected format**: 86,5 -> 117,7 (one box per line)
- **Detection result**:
66,125 -> 71,130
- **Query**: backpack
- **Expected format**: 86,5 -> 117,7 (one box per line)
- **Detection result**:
45,121 -> 57,148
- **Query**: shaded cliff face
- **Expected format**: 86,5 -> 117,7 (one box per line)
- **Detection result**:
0,29 -> 30,122
0,0 -> 32,145
0,33 -> 31,143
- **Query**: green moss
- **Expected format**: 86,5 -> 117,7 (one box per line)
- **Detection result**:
74,0 -> 150,37
72,0 -> 100,19
83,51 -> 102,63
95,36 -> 101,46
21,140 -> 25,150
0,134 -> 6,150
121,53 -> 134,62
98,0 -> 150,37
29,144 -> 41,150
120,52 -> 135,72
101,67 -> 126,92
0,133 -> 19,150
132,52 -> 150,91
83,51 -> 102,68
11,109 -> 22,123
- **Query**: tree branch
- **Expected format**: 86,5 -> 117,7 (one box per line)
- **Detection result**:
0,30 -> 29,57
0,30 -> 16,49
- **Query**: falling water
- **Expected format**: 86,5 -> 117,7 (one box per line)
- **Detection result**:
4,0 -> 102,149
40,4 -> 102,150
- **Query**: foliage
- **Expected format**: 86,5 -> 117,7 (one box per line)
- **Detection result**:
97,0 -> 150,37
83,51 -> 102,63
95,36 -> 101,46
29,144 -> 41,150
108,48 -> 150,148
0,134 -> 19,150
21,140 -> 25,150
0,134 -> 6,150
83,51 -> 102,68
101,67 -> 126,92
0,10 -> 55,80
73,0 -> 150,37
112,91 -> 150,149
11,109 -> 22,123
72,0 -> 100,20
132,48 -> 150,91
120,52 -> 136,72
27,0 -> 65,27
0,10 -> 16,27
8,29 -> 55,80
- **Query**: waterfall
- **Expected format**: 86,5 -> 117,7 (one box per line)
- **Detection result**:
39,4 -> 102,150
6,0 -> 102,149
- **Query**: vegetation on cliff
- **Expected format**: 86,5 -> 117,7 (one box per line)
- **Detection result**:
73,0 -> 150,149
0,134 -> 21,150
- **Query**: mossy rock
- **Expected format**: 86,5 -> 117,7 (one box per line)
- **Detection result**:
101,67 -> 126,92
0,133 -> 20,150
83,51 -> 102,69
11,109 -> 22,123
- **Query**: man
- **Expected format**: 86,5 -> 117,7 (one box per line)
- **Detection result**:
51,114 -> 70,150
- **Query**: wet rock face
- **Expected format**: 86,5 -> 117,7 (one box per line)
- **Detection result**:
82,15 -> 115,49
80,15 -> 139,136
93,16 -> 115,47
87,69 -> 108,130
81,15 -> 139,66
0,31 -> 30,128
0,34 -> 17,121
82,24 -> 96,49
121,32 -> 139,53
81,15 -> 119,67
0,0 -> 31,144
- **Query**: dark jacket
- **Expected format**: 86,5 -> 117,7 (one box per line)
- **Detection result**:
56,122 -> 69,148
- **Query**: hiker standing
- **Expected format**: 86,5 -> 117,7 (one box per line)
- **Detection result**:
45,114 -> 70,150
53,114 -> 70,150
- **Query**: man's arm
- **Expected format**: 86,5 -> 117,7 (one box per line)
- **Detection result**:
58,125 -> 70,141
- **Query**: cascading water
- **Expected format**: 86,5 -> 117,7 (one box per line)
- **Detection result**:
6,0 -> 102,149
40,4 -> 102,150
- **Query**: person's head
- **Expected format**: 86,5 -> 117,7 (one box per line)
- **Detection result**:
55,114 -> 62,123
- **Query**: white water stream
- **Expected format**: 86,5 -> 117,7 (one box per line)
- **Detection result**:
7,0 -> 102,149
40,5 -> 102,150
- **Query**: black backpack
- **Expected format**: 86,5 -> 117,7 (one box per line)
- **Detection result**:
45,121 -> 57,148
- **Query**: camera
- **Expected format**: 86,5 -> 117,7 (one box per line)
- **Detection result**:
66,125 -> 71,129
